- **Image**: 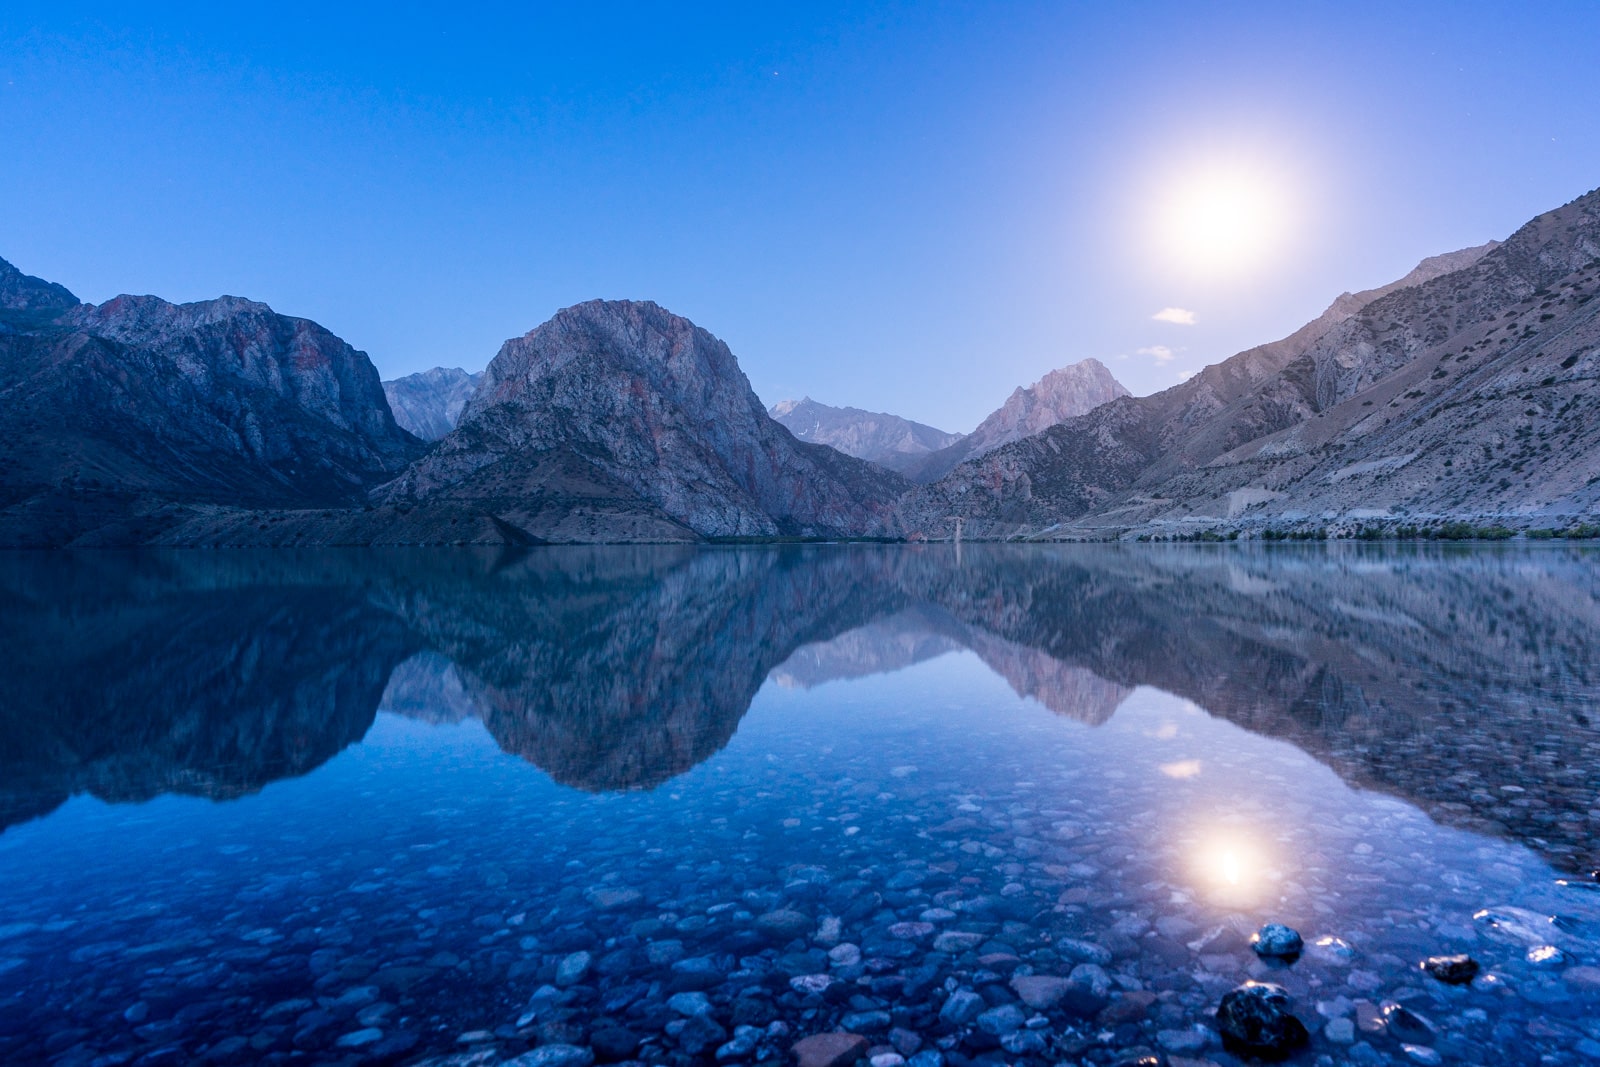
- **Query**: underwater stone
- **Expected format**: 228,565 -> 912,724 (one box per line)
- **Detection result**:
1250,923 -> 1304,959
1216,982 -> 1309,1060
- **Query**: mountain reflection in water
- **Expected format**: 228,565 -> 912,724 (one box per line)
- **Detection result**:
1,544 -> 1597,873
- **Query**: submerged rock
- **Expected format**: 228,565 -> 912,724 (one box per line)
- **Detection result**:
791,1032 -> 868,1067
1216,982 -> 1309,1060
1251,923 -> 1304,960
1421,954 -> 1479,984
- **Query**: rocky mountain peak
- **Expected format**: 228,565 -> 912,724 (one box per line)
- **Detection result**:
382,299 -> 909,540
902,357 -> 1130,482
383,366 -> 484,441
0,256 -> 80,316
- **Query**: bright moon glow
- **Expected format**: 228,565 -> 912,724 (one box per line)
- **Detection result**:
1153,159 -> 1295,277
1192,830 -> 1271,902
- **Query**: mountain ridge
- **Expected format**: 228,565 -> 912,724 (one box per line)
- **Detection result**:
903,358 -> 1131,482
767,396 -> 962,474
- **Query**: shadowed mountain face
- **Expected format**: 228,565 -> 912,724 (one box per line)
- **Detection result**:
0,258 -> 424,547
2,546 -> 1597,872
0,552 -> 419,830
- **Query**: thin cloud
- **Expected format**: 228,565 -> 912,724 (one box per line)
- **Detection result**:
1138,344 -> 1176,364
1152,307 -> 1197,325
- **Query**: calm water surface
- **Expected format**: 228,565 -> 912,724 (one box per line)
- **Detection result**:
1,545 -> 1599,1067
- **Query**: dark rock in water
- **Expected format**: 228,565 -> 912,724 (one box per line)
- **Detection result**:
589,1026 -> 640,1062
1251,923 -> 1304,960
974,1004 -> 1025,1036
791,1032 -> 869,1067
938,990 -> 985,1025
1109,1049 -> 1167,1067
677,1013 -> 730,1055
1216,982 -> 1309,1060
1422,954 -> 1479,984
1381,1002 -> 1437,1044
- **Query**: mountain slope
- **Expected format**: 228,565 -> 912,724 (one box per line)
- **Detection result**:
905,358 -> 1130,482
383,366 -> 484,440
380,300 -> 909,539
768,397 -> 962,474
0,257 -> 424,546
898,237 -> 1512,535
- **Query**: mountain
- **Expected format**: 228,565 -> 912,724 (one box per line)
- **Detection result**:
383,366 -> 484,440
378,299 -> 909,540
904,358 -> 1130,482
899,234 -> 1522,536
0,257 -> 424,547
768,397 -> 963,475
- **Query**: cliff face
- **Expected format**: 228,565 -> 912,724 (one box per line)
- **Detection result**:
379,300 -> 909,539
383,366 -> 484,440
768,397 -> 963,475
0,259 -> 424,546
905,359 -> 1130,482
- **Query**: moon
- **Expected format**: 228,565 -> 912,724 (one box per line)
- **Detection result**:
1153,158 -> 1295,278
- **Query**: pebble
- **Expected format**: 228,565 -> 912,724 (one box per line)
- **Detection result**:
507,1045 -> 596,1067
1325,1017 -> 1356,1044
1566,965 -> 1600,990
1216,982 -> 1309,1059
938,989 -> 985,1025
1251,923 -> 1304,959
555,951 -> 591,986
334,1028 -> 383,1048
1527,945 -> 1568,969
756,909 -> 813,942
1401,1044 -> 1443,1066
792,1032 -> 869,1067
1421,953 -> 1479,984
975,1003 -> 1025,1036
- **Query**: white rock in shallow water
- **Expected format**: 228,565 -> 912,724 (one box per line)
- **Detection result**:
828,943 -> 862,965
790,974 -> 833,995
335,1028 -> 383,1048
1401,1045 -> 1442,1066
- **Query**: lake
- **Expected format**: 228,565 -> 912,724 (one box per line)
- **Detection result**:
1,544 -> 1598,1067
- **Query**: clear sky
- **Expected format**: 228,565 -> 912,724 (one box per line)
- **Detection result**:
4,2 -> 1599,432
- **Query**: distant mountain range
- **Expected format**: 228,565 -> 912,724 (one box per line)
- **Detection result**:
768,398 -> 962,475
383,366 -> 483,440
768,358 -> 1129,483
901,358 -> 1129,482
1,183 -> 1597,545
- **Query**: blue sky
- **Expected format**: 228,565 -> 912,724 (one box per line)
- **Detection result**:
3,2 -> 1598,432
